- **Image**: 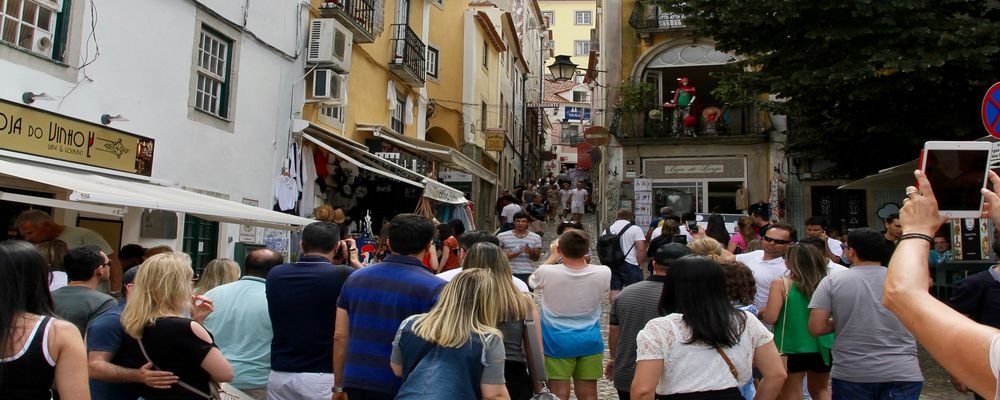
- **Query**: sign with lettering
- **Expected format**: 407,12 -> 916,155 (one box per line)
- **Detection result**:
485,130 -> 505,152
0,99 -> 154,176
239,198 -> 260,244
422,179 -> 467,204
665,164 -> 725,174
565,107 -> 591,121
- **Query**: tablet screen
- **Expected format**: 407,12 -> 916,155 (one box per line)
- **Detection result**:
923,149 -> 990,211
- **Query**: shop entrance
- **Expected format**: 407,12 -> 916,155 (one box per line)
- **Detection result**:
0,188 -> 53,241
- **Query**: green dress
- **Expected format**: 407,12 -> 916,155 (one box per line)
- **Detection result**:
773,279 -> 835,365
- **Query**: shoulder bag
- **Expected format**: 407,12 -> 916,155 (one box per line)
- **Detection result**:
523,316 -> 559,400
137,338 -> 244,400
778,277 -> 790,369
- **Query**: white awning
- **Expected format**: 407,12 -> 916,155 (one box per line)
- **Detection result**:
0,157 -> 316,231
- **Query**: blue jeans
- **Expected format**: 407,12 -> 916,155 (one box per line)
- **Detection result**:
831,379 -> 922,400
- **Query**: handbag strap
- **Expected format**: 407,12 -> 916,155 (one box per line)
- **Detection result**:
779,277 -> 789,354
523,315 -> 553,395
138,338 -> 215,399
713,346 -> 739,382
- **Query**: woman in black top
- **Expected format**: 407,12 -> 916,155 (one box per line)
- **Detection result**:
0,240 -> 89,400
122,252 -> 233,399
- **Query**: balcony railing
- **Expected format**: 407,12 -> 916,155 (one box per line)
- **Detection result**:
629,2 -> 685,32
388,24 -> 426,87
319,0 -> 382,43
610,106 -> 771,140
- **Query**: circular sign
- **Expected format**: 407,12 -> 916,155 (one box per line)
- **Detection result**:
583,125 -> 611,147
981,82 -> 1000,138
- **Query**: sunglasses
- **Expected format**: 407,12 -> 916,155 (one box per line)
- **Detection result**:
763,235 -> 794,245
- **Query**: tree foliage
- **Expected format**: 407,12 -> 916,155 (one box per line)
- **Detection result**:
655,0 -> 1000,176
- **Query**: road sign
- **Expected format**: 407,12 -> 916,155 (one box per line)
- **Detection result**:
982,82 -> 1000,138
584,125 -> 611,147
485,130 -> 504,151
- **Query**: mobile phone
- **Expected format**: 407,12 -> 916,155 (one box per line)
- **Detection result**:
688,222 -> 699,233
671,234 -> 688,245
920,141 -> 992,218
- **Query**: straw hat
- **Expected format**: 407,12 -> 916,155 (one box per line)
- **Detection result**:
331,208 -> 347,224
314,205 -> 334,222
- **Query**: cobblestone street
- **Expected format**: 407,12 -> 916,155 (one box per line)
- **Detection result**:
531,212 -> 964,399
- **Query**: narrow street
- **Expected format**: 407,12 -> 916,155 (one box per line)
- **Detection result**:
531,212 -> 962,399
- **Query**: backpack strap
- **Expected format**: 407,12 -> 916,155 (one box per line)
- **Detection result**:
138,338 -> 214,399
618,223 -> 637,259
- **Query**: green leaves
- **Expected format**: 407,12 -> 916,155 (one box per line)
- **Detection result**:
652,0 -> 1000,176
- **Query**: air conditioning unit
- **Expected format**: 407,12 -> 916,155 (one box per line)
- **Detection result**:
307,19 -> 353,72
31,31 -> 54,58
35,0 -> 62,10
311,69 -> 345,103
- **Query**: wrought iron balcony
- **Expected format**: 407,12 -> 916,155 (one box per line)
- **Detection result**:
389,24 -> 426,87
609,106 -> 770,144
629,2 -> 685,33
318,0 -> 382,43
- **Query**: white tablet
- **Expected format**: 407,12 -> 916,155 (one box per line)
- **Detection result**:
920,141 -> 993,218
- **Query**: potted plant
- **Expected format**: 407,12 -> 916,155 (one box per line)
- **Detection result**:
617,80 -> 655,137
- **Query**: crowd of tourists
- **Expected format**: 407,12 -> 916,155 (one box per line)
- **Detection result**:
6,168 -> 1000,399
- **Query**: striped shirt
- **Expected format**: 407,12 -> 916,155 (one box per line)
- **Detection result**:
337,255 -> 446,395
609,275 -> 666,391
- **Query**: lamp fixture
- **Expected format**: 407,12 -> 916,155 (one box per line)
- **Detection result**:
100,114 -> 130,125
546,55 -> 608,82
21,92 -> 54,104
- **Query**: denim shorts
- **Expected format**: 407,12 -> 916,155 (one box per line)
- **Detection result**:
610,263 -> 643,290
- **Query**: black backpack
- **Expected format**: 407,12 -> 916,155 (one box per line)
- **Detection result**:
597,222 -> 636,268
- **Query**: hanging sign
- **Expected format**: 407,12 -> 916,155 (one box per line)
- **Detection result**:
485,129 -> 505,152
422,179 -> 467,204
0,98 -> 155,175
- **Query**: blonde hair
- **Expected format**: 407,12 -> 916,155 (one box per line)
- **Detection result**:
460,242 -> 532,322
121,253 -> 194,338
784,244 -> 828,299
412,268 -> 502,348
194,258 -> 240,295
688,237 -> 725,262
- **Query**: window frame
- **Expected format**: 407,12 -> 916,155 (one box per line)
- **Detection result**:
0,0 -> 58,56
574,10 -> 592,25
482,40 -> 488,68
426,44 -> 439,79
193,25 -> 233,120
390,93 -> 405,133
541,11 -> 554,26
574,40 -> 590,56
481,101 -> 488,131
186,12 -> 241,132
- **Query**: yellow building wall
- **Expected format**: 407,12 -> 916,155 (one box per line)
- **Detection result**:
539,0 -> 596,67
425,1 -> 467,149
304,0 -> 427,143
618,1 -> 688,83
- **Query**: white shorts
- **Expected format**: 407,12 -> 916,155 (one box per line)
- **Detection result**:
571,204 -> 585,214
267,371 -> 333,400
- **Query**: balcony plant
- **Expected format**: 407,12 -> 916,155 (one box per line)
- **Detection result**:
617,80 -> 655,137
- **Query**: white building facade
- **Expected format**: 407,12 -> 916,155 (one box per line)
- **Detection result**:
1,0 -> 313,273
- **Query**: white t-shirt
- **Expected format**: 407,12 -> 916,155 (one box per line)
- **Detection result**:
48,271 -> 68,292
569,189 -> 588,207
636,312 -> 773,395
607,220 -> 646,266
827,260 -> 848,275
529,264 -> 610,316
500,203 -> 522,223
437,268 -> 530,293
559,189 -> 572,205
734,250 -> 788,311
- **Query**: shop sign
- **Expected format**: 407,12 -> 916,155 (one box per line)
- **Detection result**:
485,130 -> 505,152
439,170 -> 473,182
0,98 -> 155,176
239,198 -> 260,243
665,164 -> 725,174
423,179 -> 466,204
565,107 -> 591,121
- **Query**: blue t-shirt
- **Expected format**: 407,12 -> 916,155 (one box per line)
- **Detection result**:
266,256 -> 354,373
86,302 -> 144,400
337,254 -> 446,395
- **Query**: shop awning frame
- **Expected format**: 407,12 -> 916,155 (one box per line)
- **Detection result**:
303,131 -> 469,204
0,157 -> 316,231
358,123 -> 498,182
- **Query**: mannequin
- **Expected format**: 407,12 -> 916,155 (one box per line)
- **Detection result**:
664,77 -> 697,136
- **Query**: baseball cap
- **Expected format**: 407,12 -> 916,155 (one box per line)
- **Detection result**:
654,242 -> 690,265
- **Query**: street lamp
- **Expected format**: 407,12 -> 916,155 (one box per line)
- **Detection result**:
547,55 -> 578,82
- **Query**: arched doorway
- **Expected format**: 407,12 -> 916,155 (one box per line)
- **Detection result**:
425,126 -> 459,149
